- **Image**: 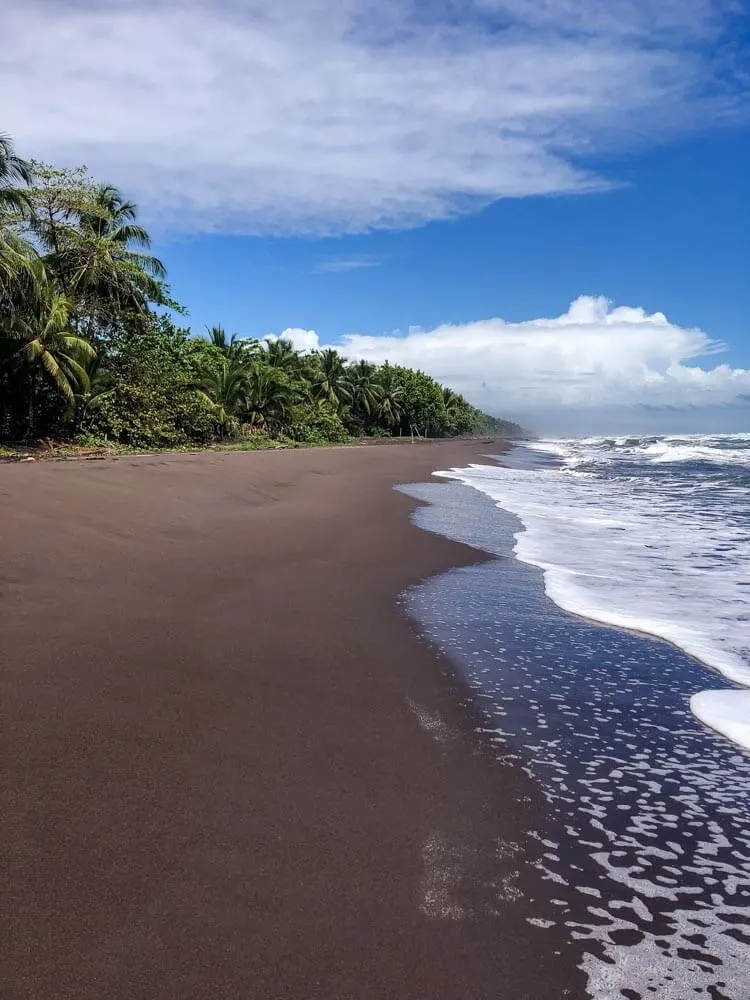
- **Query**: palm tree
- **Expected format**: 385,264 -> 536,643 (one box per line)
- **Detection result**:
77,185 -> 150,241
441,385 -> 474,435
208,324 -> 234,353
442,386 -> 461,419
244,364 -> 299,436
0,227 -> 43,320
40,183 -> 166,325
0,134 -> 38,318
0,133 -> 32,213
70,353 -> 115,432
375,363 -> 405,430
206,324 -> 257,364
263,337 -> 300,371
348,359 -> 382,420
377,386 -> 404,429
310,348 -> 352,409
195,358 -> 248,435
5,292 -> 95,434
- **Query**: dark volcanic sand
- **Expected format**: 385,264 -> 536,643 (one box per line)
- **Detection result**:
0,442 -> 584,1000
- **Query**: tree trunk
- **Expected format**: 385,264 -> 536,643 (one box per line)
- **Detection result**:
27,374 -> 36,439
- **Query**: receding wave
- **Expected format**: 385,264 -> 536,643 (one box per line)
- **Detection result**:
436,434 -> 750,752
405,475 -> 750,1000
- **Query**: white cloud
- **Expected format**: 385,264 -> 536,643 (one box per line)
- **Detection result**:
1,0 -> 743,234
277,296 -> 750,432
267,328 -> 322,352
313,257 -> 382,274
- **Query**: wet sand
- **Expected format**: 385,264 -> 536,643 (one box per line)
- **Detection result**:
0,442 -> 583,1000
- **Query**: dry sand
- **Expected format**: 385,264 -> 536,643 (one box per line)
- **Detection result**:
0,442 -> 583,999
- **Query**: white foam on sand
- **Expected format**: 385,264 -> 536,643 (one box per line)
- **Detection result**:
418,831 -> 468,920
691,690 -> 750,752
408,452 -> 750,1000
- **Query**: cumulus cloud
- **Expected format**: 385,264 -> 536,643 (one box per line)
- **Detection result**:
2,0 -> 744,234
267,328 -> 322,352
277,297 -> 750,432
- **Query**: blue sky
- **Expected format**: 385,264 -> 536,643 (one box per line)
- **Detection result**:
159,128 -> 749,354
4,0 -> 749,431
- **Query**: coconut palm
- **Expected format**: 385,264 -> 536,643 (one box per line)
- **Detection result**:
377,386 -> 404,429
195,358 -> 248,435
77,185 -> 149,240
440,385 -> 475,434
5,292 -> 95,433
206,324 -> 258,364
310,348 -> 352,409
442,386 -> 462,418
0,227 -> 44,320
0,135 -> 38,317
374,364 -> 405,429
208,324 -> 237,354
39,183 -> 166,324
244,364 -> 299,436
0,133 -> 32,213
263,337 -> 301,370
69,353 -> 115,432
348,359 -> 382,420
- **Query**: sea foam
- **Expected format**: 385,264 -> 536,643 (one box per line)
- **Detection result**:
436,435 -> 750,752
691,690 -> 750,750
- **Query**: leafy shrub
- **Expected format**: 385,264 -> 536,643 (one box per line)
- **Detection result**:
83,316 -> 217,446
287,403 -> 349,444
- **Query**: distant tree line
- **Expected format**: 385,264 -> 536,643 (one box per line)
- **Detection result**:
0,134 -> 523,448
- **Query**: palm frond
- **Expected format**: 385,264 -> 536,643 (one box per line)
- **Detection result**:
111,223 -> 153,250
0,133 -> 33,186
39,348 -> 74,399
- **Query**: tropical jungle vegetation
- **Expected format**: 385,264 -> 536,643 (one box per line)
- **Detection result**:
0,133 -> 521,451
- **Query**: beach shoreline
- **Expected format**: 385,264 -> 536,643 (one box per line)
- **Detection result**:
0,440 -> 583,1000
408,449 -> 750,998
0,433 -> 508,464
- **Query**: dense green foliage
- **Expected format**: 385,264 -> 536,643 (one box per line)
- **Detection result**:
1,134 -> 522,448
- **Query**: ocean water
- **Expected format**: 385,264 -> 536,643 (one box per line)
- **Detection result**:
441,435 -> 750,751
398,436 -> 750,1000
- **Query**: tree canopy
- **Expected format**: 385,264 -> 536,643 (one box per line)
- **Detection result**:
0,132 -> 523,448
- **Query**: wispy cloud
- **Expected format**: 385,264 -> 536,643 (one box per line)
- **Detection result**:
278,297 -> 750,433
313,256 -> 382,274
2,1 -> 745,235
